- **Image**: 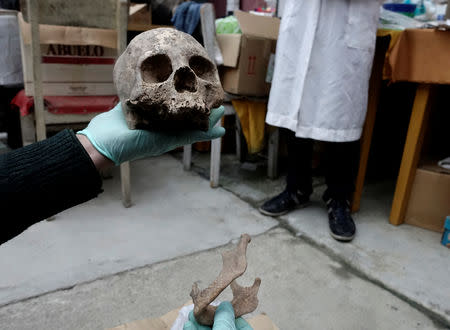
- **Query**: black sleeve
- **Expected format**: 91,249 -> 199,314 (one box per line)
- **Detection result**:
0,129 -> 103,244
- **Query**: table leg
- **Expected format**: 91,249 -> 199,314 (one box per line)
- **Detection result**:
352,99 -> 377,213
352,35 -> 390,213
389,83 -> 433,225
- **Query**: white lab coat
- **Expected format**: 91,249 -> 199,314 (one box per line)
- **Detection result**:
266,0 -> 381,142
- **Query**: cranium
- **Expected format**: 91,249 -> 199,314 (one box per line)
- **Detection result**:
113,28 -> 224,131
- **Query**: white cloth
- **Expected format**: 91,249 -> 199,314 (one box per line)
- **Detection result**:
266,0 -> 381,142
438,157 -> 450,170
171,301 -> 221,330
0,10 -> 23,86
171,304 -> 195,330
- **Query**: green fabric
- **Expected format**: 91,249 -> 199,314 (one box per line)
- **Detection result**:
183,302 -> 252,330
216,16 -> 241,34
78,103 -> 225,165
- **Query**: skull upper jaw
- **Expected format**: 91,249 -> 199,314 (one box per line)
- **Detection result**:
124,99 -> 212,132
124,74 -> 224,132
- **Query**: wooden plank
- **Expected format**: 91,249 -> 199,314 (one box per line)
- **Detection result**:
267,127 -> 279,179
23,63 -> 115,83
27,0 -> 46,141
20,0 -> 119,29
200,4 -> 216,61
117,0 -> 128,54
24,82 -> 116,96
44,112 -> 101,124
199,3 -> 223,65
183,145 -> 192,171
389,84 -> 433,225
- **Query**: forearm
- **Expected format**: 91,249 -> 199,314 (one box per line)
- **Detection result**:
76,134 -> 114,170
0,130 -> 103,244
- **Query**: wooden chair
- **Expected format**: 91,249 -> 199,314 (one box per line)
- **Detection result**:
182,3 -> 229,188
21,0 -> 132,207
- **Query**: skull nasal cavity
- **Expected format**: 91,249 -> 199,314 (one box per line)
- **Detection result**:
174,67 -> 197,93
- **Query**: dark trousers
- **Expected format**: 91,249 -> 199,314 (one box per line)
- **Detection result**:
285,129 -> 360,201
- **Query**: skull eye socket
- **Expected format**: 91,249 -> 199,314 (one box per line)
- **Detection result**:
189,56 -> 215,81
141,54 -> 172,83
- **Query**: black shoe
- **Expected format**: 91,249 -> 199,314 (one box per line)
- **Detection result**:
324,197 -> 356,242
259,189 -> 310,217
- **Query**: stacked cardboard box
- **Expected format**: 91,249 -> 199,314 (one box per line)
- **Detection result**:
128,3 -> 152,31
217,11 -> 280,97
404,162 -> 450,233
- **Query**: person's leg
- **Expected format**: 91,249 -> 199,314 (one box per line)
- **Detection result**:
259,129 -> 312,216
286,130 -> 314,197
324,140 -> 359,200
322,140 -> 360,241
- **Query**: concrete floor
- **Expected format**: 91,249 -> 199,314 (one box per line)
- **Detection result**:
0,154 -> 449,329
0,155 -> 276,306
189,153 -> 450,326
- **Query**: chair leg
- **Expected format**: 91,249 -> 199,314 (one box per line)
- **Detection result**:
27,0 -> 46,141
267,128 -> 279,179
120,161 -> 131,208
235,114 -> 243,161
210,138 -> 221,188
210,119 -> 222,188
20,114 -> 37,146
183,145 -> 192,170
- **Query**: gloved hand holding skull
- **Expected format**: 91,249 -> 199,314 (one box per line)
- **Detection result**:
79,28 -> 225,165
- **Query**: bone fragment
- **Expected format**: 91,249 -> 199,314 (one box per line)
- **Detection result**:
190,234 -> 261,326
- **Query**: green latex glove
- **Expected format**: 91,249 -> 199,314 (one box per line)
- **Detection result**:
183,302 -> 253,330
78,103 -> 225,165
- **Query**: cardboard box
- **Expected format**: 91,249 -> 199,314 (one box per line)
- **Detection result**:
217,11 -> 280,97
404,164 -> 450,233
17,13 -> 117,96
128,3 -> 152,31
109,304 -> 279,330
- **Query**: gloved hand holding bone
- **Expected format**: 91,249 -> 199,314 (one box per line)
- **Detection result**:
183,302 -> 253,330
183,234 -> 260,330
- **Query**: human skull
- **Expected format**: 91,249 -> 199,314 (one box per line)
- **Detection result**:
113,28 -> 224,131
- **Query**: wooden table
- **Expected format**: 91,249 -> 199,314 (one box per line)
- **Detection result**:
351,34 -> 391,214
352,29 -> 450,226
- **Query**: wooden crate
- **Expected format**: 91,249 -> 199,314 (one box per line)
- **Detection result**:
18,13 -> 117,96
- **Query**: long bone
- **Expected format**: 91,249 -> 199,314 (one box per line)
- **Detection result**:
190,234 -> 261,326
